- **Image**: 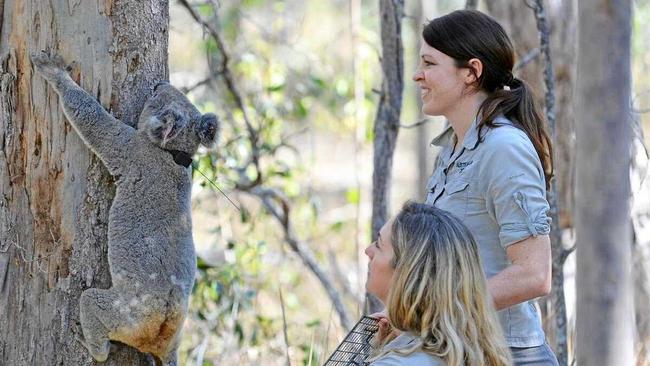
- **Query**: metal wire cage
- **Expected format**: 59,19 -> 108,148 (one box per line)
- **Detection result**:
323,316 -> 380,365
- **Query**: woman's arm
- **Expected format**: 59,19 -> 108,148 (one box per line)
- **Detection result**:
487,234 -> 552,310
477,129 -> 553,311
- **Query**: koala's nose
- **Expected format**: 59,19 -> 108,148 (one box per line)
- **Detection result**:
154,81 -> 169,92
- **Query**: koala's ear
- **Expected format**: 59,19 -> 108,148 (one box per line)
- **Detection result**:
197,113 -> 219,147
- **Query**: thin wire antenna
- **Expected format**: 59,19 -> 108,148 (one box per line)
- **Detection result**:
193,166 -> 242,212
324,316 -> 379,365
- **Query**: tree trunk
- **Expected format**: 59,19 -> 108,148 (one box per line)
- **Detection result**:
631,117 -> 650,365
547,2 -> 577,364
575,1 -> 634,365
368,0 -> 404,314
529,2 -> 574,364
371,0 -> 404,241
0,1 -> 169,365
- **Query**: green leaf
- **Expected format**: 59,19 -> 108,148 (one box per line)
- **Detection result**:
267,83 -> 285,92
330,221 -> 344,232
306,319 -> 321,328
346,188 -> 360,204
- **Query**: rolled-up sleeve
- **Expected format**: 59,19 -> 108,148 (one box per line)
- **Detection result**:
479,130 -> 551,248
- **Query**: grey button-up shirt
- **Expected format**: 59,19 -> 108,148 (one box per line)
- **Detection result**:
370,333 -> 445,365
424,115 -> 551,348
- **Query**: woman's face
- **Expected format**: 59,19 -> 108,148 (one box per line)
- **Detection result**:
412,41 -> 470,117
365,219 -> 395,304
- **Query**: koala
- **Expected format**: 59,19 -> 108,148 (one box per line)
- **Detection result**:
31,51 -> 219,366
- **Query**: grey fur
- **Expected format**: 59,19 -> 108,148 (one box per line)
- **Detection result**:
30,51 -> 219,366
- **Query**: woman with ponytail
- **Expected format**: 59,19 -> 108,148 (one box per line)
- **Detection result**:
408,9 -> 557,365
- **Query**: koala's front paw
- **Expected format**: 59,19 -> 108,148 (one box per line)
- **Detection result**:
30,50 -> 72,84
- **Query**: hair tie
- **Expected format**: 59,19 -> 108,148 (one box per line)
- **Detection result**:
501,73 -> 515,91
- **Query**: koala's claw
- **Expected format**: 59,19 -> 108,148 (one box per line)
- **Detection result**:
30,50 -> 72,81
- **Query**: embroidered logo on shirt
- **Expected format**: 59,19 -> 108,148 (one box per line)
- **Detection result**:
456,160 -> 473,172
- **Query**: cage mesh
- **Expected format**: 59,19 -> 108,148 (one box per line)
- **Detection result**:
324,316 -> 379,365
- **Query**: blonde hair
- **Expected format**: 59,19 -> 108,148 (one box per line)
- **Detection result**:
371,202 -> 511,366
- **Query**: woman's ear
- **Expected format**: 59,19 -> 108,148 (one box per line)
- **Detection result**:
197,113 -> 220,147
465,58 -> 483,85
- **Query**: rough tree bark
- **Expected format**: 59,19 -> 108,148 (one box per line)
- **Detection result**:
371,0 -> 404,240
0,1 -> 169,365
575,0 -> 634,365
368,0 -> 404,314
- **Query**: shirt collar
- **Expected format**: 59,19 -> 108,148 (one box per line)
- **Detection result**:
430,122 -> 453,147
430,114 -> 511,150
383,332 -> 418,351
461,116 -> 481,150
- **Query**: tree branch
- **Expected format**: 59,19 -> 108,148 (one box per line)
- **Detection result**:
514,48 -> 540,71
400,118 -> 430,129
179,0 -> 353,330
177,0 -> 261,187
372,0 -> 404,241
180,77 -> 215,94
247,186 -> 353,329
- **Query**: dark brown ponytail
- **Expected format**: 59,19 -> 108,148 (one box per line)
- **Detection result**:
422,10 -> 553,189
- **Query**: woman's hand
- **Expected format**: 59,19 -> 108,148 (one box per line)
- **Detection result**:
369,308 -> 399,347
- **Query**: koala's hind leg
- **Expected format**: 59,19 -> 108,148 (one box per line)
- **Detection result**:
79,288 -> 119,362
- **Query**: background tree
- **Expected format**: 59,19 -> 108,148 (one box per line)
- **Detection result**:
575,0 -> 634,365
631,113 -> 650,364
368,0 -> 405,314
370,0 -> 404,242
0,1 -> 168,365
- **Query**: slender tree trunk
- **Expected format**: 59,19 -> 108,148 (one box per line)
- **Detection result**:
371,0 -> 404,241
530,2 -> 574,365
0,1 -> 169,365
368,0 -> 404,314
575,1 -> 634,365
548,1 -> 577,363
631,116 -> 650,365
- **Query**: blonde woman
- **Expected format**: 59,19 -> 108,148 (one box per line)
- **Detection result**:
365,202 -> 511,366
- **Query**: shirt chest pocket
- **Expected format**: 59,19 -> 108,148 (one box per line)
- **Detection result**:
424,168 -> 445,204
438,180 -> 469,218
